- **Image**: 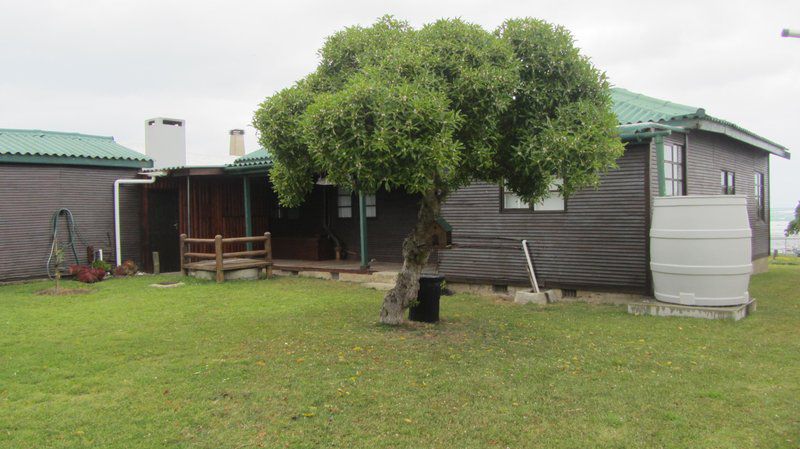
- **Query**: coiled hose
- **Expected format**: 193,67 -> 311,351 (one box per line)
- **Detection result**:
46,209 -> 87,279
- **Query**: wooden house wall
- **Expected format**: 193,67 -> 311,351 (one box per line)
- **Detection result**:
439,144 -> 650,292
0,164 -> 142,281
327,187 -> 421,263
649,131 -> 771,259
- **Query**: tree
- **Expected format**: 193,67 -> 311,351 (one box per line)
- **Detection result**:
254,16 -> 624,325
786,202 -> 800,237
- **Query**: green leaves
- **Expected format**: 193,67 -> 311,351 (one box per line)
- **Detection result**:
253,16 -> 623,207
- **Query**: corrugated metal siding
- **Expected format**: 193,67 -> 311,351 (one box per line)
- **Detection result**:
651,131 -> 771,259
0,164 -> 141,281
440,145 -> 650,291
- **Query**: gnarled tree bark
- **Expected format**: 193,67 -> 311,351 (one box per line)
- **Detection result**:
379,187 -> 446,325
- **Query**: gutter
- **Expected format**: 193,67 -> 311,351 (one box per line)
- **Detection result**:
114,172 -> 163,267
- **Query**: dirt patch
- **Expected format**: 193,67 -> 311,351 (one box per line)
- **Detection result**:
36,288 -> 94,296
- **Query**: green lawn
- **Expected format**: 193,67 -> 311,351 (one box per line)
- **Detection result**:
1,263 -> 799,449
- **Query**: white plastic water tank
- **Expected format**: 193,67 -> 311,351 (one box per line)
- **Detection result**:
650,195 -> 752,306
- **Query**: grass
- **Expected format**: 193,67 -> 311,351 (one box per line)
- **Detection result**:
1,263 -> 799,449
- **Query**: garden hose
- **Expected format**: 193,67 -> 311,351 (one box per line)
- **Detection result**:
46,209 -> 89,279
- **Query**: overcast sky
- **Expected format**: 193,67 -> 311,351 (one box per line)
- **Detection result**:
1,0 -> 798,206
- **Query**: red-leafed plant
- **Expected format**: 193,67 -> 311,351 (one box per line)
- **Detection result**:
114,260 -> 138,277
70,265 -> 105,284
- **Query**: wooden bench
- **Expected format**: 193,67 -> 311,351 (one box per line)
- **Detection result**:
180,233 -> 272,283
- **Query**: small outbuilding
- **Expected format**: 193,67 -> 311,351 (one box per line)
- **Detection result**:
0,129 -> 152,281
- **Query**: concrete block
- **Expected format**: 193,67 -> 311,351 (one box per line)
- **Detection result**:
189,267 -> 260,282
627,299 -> 757,321
338,272 -> 374,283
371,271 -> 399,284
363,282 -> 395,291
514,290 -> 548,305
298,270 -> 332,280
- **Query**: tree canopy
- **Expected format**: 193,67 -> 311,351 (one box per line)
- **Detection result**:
254,16 -> 624,207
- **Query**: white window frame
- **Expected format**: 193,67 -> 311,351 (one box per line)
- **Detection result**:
502,179 -> 565,212
337,187 -> 353,218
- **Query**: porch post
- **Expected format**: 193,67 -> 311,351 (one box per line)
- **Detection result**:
358,191 -> 368,270
243,177 -> 253,251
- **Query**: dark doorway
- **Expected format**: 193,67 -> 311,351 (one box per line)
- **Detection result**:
148,190 -> 180,272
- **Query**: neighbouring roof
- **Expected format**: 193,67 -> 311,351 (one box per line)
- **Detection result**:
611,88 -> 790,159
0,128 -> 153,168
226,148 -> 272,171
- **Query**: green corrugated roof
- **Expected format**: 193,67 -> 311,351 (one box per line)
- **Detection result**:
226,148 -> 272,170
0,128 -> 152,168
611,87 -> 789,158
611,87 -> 703,124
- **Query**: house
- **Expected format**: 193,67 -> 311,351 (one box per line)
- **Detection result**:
0,129 -> 152,282
438,88 -> 790,295
138,87 -> 789,295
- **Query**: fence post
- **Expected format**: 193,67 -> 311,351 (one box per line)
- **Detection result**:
264,232 -> 272,278
179,234 -> 187,276
215,235 -> 224,283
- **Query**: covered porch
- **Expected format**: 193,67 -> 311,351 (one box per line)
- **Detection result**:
140,149 -> 420,275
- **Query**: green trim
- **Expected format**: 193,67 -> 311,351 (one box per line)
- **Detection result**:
0,153 -> 153,168
358,192 -> 369,270
655,135 -> 666,197
243,177 -> 253,251
668,118 -> 790,159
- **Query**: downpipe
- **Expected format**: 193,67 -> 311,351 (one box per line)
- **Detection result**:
114,172 -> 162,267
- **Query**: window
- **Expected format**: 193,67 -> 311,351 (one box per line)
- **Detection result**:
663,144 -> 685,196
502,180 -> 565,212
721,170 -> 735,195
365,193 -> 377,218
754,172 -> 765,220
337,187 -> 352,218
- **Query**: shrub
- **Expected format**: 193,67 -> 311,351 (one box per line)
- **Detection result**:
91,259 -> 112,272
114,260 -> 138,277
70,265 -> 106,284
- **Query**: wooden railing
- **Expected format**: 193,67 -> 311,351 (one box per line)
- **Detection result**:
180,233 -> 272,283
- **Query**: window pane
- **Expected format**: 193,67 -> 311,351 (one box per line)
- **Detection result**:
366,206 -> 377,218
533,191 -> 565,211
338,207 -> 352,218
365,194 -> 376,206
503,192 -> 529,209
665,182 -> 674,196
664,145 -> 673,162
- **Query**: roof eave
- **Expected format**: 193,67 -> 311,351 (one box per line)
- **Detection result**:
669,118 -> 790,159
0,154 -> 153,168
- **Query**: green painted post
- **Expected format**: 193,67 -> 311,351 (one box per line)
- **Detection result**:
655,135 -> 667,197
358,191 -> 368,269
243,177 -> 253,251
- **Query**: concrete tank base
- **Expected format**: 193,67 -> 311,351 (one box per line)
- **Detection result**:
189,267 -> 262,282
627,298 -> 756,321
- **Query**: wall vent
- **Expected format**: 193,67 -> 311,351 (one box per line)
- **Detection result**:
561,288 -> 577,298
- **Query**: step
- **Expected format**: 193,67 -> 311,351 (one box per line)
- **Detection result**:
371,271 -> 399,284
363,282 -> 395,291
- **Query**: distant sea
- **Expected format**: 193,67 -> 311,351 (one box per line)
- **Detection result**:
771,206 -> 799,254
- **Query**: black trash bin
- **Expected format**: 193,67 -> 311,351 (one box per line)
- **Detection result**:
408,274 -> 444,323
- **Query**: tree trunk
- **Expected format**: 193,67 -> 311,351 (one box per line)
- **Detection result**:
379,188 -> 444,325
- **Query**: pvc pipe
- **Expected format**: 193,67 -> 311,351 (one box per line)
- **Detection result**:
521,240 -> 539,293
782,28 -> 800,38
114,173 -> 162,267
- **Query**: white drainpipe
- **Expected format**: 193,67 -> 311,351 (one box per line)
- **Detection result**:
114,173 -> 162,267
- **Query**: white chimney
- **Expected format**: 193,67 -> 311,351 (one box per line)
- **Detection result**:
145,118 -> 186,169
229,129 -> 245,157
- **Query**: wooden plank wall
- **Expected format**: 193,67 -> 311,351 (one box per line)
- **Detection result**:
439,145 -> 651,292
0,164 -> 142,281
